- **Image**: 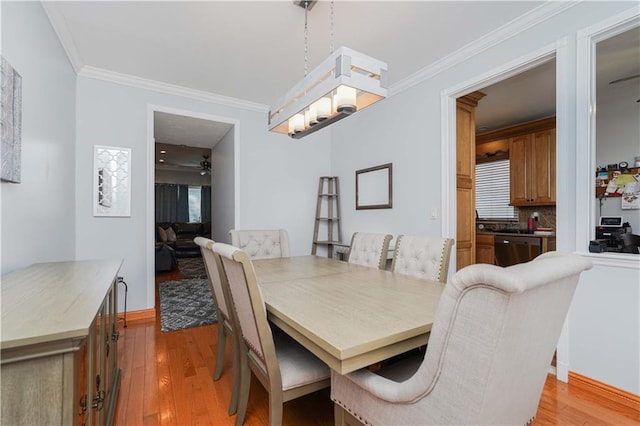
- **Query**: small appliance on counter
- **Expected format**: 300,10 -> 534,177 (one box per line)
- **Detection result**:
594,216 -> 632,252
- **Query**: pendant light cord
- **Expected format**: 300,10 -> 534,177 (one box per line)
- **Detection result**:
330,0 -> 334,54
304,1 -> 309,77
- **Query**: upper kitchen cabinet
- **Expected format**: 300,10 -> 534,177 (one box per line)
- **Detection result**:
510,128 -> 556,205
477,117 -> 556,207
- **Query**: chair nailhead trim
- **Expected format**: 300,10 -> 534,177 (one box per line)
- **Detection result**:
437,240 -> 446,281
331,397 -> 372,426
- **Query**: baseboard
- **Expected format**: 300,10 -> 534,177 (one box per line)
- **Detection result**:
118,308 -> 156,323
569,371 -> 640,411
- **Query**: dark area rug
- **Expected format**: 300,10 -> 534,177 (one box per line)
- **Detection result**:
179,257 -> 207,279
159,278 -> 217,332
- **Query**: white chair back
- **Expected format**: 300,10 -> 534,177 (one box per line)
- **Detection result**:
229,229 -> 290,259
346,232 -> 392,269
213,242 -> 330,426
391,235 -> 454,283
194,236 -> 240,415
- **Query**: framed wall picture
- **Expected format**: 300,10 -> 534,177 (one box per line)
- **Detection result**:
356,163 -> 393,210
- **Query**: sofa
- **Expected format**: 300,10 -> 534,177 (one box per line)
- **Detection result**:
157,222 -> 211,258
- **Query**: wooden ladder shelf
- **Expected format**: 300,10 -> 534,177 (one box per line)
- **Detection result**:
312,176 -> 342,257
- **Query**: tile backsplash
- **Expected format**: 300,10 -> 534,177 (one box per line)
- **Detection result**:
518,206 -> 556,229
476,206 -> 557,231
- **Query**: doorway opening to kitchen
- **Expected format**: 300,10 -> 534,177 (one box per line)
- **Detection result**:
443,49 -> 558,272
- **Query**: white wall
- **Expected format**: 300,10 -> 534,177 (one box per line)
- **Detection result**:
331,2 -> 639,394
0,2 -> 76,274
75,77 -> 331,312
211,127 -> 235,244
569,262 -> 639,393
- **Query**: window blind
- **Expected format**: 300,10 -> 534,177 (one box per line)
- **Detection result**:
475,159 -> 516,219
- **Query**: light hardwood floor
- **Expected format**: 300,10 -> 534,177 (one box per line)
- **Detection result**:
112,270 -> 639,425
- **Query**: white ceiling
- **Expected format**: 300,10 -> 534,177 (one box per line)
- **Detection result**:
45,1 -> 543,106
154,111 -> 231,172
43,1 -> 638,167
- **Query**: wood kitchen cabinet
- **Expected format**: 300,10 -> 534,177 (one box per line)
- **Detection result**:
477,117 -> 556,207
1,260 -> 122,426
509,128 -> 556,206
476,233 -> 495,264
456,91 -> 485,270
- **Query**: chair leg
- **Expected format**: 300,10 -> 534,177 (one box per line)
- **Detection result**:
268,391 -> 284,426
213,324 -> 226,381
228,332 -> 240,415
235,351 -> 251,426
334,403 -> 348,426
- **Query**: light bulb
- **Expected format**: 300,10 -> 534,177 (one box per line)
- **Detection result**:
292,113 -> 305,133
307,104 -> 318,126
314,97 -> 332,121
335,86 -> 356,114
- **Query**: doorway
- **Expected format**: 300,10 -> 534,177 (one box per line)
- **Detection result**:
146,106 -> 239,310
443,49 -> 558,271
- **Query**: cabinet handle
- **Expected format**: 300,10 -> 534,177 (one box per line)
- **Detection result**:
92,390 -> 105,411
92,374 -> 104,411
106,341 -> 110,358
111,324 -> 120,341
79,394 -> 87,415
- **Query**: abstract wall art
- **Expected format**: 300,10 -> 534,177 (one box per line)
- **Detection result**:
1,56 -> 22,183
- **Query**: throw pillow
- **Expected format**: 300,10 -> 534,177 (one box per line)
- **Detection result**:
166,227 -> 177,242
158,226 -> 168,242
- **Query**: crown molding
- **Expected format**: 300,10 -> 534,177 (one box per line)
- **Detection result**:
79,66 -> 270,113
389,1 -> 579,97
41,1 -> 84,73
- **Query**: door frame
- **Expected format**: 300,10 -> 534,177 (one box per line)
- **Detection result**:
440,39 -> 571,379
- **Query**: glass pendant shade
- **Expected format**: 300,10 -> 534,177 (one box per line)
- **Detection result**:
269,47 -> 388,139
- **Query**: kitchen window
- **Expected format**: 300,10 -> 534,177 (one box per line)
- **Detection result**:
475,159 -> 516,220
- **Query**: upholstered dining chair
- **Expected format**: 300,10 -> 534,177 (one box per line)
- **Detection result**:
391,235 -> 455,283
212,242 -> 330,426
346,232 -> 393,270
229,229 -> 291,259
194,237 -> 240,415
331,252 -> 592,426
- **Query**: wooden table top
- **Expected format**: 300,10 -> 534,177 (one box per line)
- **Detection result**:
252,256 -> 444,374
1,260 -> 123,357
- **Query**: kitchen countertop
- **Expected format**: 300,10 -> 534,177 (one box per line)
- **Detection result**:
478,231 -> 556,237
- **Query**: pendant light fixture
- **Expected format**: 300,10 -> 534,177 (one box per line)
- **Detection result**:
268,0 -> 388,139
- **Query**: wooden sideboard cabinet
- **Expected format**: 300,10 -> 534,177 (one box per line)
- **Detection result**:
1,260 -> 123,425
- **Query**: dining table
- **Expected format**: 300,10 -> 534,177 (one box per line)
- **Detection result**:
251,255 -> 444,374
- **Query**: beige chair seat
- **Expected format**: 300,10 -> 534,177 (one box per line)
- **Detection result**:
273,330 -> 330,391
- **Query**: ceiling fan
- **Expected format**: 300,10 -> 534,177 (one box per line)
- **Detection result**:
199,155 -> 211,176
609,74 -> 640,102
609,73 -> 640,85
